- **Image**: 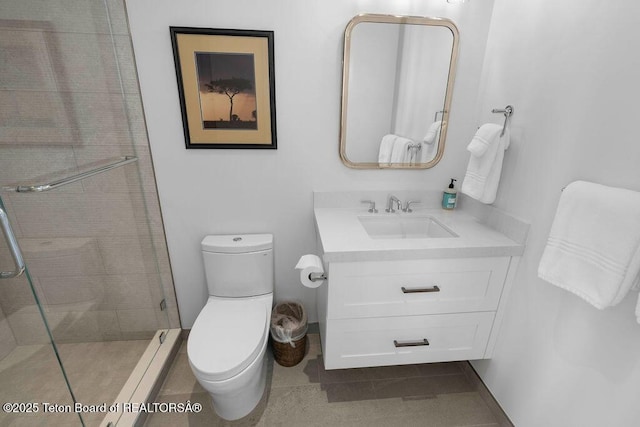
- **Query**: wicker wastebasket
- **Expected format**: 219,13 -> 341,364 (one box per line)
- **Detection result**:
270,301 -> 307,367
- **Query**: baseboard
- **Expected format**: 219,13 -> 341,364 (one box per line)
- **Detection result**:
462,362 -> 514,427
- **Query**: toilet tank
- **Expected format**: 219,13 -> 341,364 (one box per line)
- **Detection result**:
201,234 -> 274,297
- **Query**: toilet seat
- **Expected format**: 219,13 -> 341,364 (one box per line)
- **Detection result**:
188,298 -> 268,382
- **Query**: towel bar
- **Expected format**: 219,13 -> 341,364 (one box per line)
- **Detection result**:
7,156 -> 138,193
491,105 -> 513,137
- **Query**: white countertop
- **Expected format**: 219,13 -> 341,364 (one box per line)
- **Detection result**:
314,207 -> 525,262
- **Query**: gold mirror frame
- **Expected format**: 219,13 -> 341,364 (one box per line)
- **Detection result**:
339,14 -> 459,169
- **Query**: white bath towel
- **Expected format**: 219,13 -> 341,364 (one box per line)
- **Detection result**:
378,134 -> 397,164
423,121 -> 444,145
390,136 -> 412,164
460,124 -> 509,204
538,181 -> 640,310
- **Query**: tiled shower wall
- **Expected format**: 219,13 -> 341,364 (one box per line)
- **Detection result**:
0,306 -> 15,360
0,0 -> 179,351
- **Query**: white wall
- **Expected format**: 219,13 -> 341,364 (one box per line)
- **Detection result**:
126,0 -> 495,327
471,0 -> 640,425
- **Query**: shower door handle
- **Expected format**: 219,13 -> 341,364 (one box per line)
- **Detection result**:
0,207 -> 25,279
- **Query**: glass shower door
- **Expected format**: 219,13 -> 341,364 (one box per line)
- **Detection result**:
0,195 -> 82,426
0,0 -> 179,425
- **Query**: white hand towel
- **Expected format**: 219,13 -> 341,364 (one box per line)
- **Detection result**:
420,121 -> 445,164
538,181 -> 640,310
636,294 -> 640,324
378,134 -> 397,164
420,141 -> 437,163
423,121 -> 444,145
467,123 -> 502,157
460,124 -> 509,204
390,136 -> 412,164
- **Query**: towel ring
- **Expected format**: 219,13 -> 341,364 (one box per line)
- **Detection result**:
491,105 -> 513,137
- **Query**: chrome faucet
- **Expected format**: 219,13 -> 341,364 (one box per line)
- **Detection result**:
361,200 -> 378,213
386,195 -> 401,213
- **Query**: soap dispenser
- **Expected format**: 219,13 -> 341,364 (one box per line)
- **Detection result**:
442,178 -> 457,210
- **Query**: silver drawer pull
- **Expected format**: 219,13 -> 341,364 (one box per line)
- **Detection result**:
394,338 -> 430,348
401,285 -> 440,293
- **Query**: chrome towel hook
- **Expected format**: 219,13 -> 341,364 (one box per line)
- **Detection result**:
491,105 -> 513,137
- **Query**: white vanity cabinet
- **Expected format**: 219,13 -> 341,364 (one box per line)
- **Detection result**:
312,194 -> 528,370
316,256 -> 518,369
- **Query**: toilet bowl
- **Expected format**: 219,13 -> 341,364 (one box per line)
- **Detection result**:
188,294 -> 272,420
187,234 -> 274,420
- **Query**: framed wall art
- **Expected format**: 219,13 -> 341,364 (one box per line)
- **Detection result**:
170,27 -> 277,149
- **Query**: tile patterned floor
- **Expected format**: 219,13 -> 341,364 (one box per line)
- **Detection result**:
0,340 -> 150,426
145,334 -> 511,427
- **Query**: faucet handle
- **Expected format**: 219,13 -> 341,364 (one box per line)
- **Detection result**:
361,200 -> 378,213
403,200 -> 420,213
385,195 -> 401,213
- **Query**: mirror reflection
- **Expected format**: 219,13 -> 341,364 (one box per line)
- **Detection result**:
340,15 -> 459,169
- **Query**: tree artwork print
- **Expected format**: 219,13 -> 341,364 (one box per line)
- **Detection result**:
196,52 -> 257,130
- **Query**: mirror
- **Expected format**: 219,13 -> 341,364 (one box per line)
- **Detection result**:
340,14 -> 459,169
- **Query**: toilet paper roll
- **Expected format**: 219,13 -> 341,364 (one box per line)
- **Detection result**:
295,254 -> 325,288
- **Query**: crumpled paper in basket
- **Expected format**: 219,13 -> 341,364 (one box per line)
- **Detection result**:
270,302 -> 307,348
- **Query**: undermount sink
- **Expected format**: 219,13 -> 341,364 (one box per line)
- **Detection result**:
358,215 -> 458,239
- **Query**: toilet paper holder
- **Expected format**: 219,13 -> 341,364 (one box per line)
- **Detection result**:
308,272 -> 327,282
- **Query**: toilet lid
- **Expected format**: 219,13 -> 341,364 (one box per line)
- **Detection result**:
188,298 -> 268,382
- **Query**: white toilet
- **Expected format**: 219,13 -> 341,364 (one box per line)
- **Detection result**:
187,234 -> 274,421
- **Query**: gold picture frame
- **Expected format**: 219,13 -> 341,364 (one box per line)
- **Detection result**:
170,27 -> 277,149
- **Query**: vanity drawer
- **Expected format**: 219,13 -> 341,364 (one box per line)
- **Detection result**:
327,257 -> 510,319
323,312 -> 495,369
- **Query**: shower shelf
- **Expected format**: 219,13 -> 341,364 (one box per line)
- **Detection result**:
6,156 -> 138,193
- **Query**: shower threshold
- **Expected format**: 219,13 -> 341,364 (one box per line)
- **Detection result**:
101,328 -> 181,427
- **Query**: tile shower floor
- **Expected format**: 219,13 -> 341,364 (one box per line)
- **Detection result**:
146,334 -> 511,427
0,339 -> 149,426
